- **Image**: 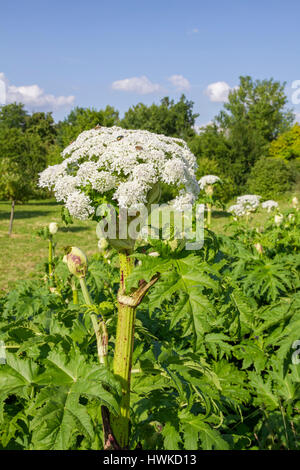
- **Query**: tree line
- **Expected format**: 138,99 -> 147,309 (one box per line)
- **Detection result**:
0,75 -> 299,234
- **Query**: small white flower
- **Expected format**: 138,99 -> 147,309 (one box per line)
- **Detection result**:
49,222 -> 58,235
292,196 -> 299,208
288,213 -> 295,223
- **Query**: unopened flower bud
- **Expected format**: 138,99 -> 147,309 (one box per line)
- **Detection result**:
274,214 -> 283,226
98,237 -> 109,251
49,222 -> 58,235
64,246 -> 88,278
292,196 -> 299,209
288,213 -> 295,223
254,243 -> 264,255
148,251 -> 160,257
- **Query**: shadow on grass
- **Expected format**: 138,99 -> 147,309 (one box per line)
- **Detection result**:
25,201 -> 60,207
0,210 -> 53,220
212,210 -> 231,218
59,226 -> 89,233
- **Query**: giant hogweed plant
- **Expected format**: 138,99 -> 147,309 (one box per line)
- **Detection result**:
36,126 -> 200,449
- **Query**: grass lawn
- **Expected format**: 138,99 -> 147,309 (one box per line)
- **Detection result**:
0,191 -> 299,292
0,199 -> 98,292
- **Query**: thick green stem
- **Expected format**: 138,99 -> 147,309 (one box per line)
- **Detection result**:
111,252 -> 135,448
48,238 -> 53,278
207,202 -> 212,228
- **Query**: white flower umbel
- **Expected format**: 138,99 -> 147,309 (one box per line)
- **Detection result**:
228,204 -> 246,217
198,175 -> 221,195
198,175 -> 221,190
38,126 -> 199,219
261,200 -> 278,213
236,195 -> 261,215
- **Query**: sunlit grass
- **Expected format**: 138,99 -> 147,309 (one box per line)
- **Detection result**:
0,189 -> 299,291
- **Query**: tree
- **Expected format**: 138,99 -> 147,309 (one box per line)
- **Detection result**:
0,103 -> 28,130
188,124 -> 230,174
0,123 -> 47,236
192,76 -> 294,190
269,123 -> 300,161
121,95 -> 199,140
246,157 -> 295,198
57,106 -> 119,149
26,111 -> 57,147
217,76 -> 294,141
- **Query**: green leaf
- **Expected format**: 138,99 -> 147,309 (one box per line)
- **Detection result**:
179,411 -> 229,450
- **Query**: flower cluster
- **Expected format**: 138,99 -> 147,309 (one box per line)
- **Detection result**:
198,175 -> 221,190
261,200 -> 278,213
228,194 -> 261,217
38,126 -> 199,219
228,204 -> 247,217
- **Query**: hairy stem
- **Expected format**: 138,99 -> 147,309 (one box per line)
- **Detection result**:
111,252 -> 135,448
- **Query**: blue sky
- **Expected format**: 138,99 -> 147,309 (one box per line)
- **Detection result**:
1,0 -> 300,125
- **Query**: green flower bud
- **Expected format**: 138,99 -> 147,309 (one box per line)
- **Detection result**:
64,246 -> 88,278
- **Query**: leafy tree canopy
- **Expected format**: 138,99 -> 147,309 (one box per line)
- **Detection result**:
189,77 -> 295,189
269,123 -> 300,161
57,106 -> 119,149
121,95 -> 199,140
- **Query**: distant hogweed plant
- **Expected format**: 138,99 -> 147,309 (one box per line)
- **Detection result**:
261,200 -> 278,213
229,194 -> 261,221
198,175 -> 222,227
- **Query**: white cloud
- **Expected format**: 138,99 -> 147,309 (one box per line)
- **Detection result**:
168,74 -> 190,91
295,113 -> 300,123
205,81 -> 235,102
111,75 -> 162,94
0,72 -> 75,110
